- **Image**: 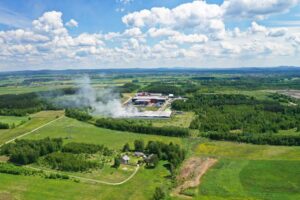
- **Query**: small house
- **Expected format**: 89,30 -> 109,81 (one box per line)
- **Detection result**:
121,155 -> 130,164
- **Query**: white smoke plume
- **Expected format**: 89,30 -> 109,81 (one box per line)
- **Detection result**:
72,75 -> 140,117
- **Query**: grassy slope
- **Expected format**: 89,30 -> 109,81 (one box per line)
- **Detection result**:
0,115 -> 28,126
24,117 -> 182,149
0,111 -> 64,144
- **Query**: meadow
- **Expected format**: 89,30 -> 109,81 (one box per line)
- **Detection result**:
24,116 -> 182,149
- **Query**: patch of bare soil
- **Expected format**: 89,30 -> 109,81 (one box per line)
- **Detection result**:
172,157 -> 217,199
0,192 -> 13,200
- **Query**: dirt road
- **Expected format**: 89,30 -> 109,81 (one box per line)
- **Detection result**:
172,157 -> 218,199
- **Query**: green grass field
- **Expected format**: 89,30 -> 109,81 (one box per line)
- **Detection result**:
152,112 -> 195,128
0,111 -> 64,144
176,140 -> 300,200
0,115 -> 28,127
197,159 -> 300,200
194,141 -> 300,160
24,117 -> 182,149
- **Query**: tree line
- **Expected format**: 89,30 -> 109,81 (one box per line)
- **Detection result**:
62,142 -> 104,154
65,108 -> 92,122
0,88 -> 77,116
95,118 -> 189,137
203,132 -> 300,146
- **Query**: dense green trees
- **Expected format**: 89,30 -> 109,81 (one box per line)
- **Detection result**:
0,138 -> 63,165
43,152 -> 98,172
145,154 -> 159,168
95,118 -> 189,137
113,157 -> 121,168
122,143 -> 130,152
145,140 -> 185,169
62,142 -> 104,154
0,88 -> 78,116
134,140 -> 144,152
203,132 -> 300,146
144,83 -> 183,95
172,93 -> 300,145
118,82 -> 140,93
65,108 -> 92,122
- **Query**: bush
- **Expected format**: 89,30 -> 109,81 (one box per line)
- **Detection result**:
0,122 -> 9,129
0,163 -> 41,176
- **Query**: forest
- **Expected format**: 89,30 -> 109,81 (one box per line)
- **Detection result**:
172,93 -> 300,145
0,88 -> 77,116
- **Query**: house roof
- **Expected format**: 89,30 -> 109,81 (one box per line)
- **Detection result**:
122,155 -> 130,161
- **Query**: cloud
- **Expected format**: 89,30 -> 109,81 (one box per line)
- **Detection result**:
122,1 -> 224,30
32,11 -> 67,37
147,28 -> 178,38
249,21 -> 268,34
223,0 -> 300,18
66,19 -> 78,28
168,33 -> 208,44
267,28 -> 287,37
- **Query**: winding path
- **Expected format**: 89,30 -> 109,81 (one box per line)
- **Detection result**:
26,165 -> 140,185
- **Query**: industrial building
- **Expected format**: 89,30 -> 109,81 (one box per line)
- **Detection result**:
132,92 -> 169,105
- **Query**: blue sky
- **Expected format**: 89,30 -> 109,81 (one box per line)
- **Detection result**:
0,0 -> 299,71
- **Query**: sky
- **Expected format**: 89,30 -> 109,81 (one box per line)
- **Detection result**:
0,0 -> 300,71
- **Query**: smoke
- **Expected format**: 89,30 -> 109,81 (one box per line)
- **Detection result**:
67,75 -> 140,117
